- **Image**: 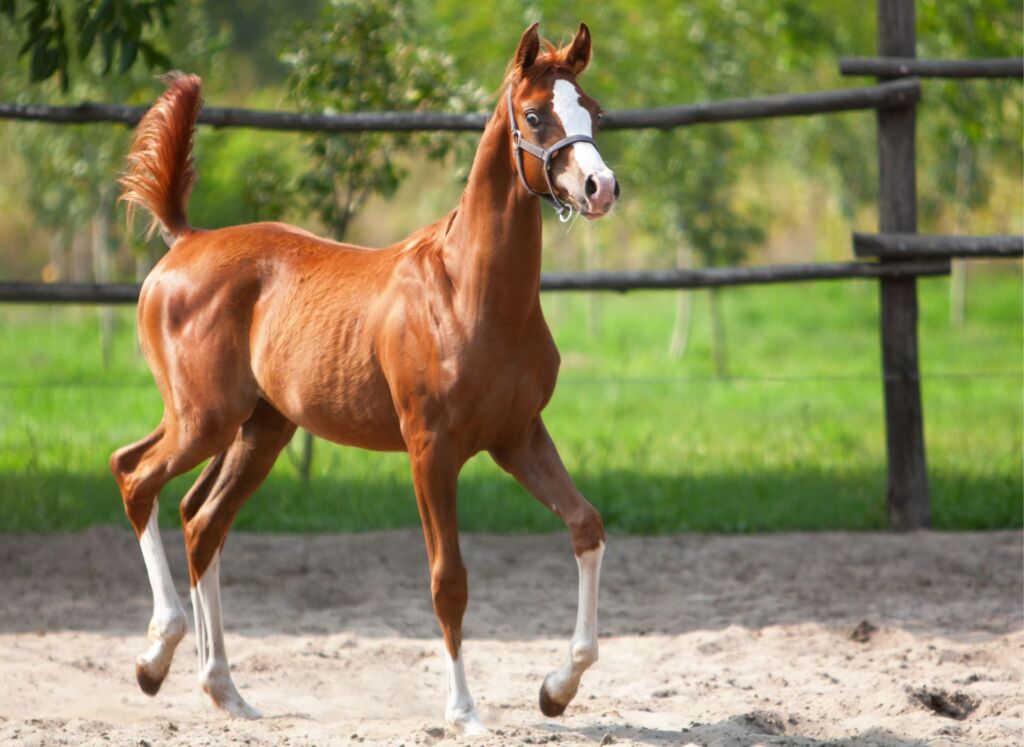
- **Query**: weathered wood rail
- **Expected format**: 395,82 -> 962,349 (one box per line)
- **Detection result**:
1,0 -> 1020,529
841,56 -> 1024,78
0,78 -> 921,133
0,260 -> 954,303
853,233 -> 1024,260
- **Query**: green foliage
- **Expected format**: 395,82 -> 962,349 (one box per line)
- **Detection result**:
432,0 -> 1021,256
188,129 -> 300,229
2,0 -> 174,92
201,0 -> 320,84
0,0 -> 237,279
916,1 -> 1023,225
282,0 -> 484,240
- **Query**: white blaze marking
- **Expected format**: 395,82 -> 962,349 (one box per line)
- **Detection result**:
443,647 -> 487,734
551,79 -> 607,176
543,541 -> 604,703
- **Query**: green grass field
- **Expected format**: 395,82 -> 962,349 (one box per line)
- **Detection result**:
1,268 -> 1020,534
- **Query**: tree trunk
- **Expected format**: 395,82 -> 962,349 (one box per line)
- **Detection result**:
709,287 -> 729,378
92,191 -> 116,369
297,429 -> 315,481
668,245 -> 694,360
71,232 -> 91,282
46,229 -> 67,281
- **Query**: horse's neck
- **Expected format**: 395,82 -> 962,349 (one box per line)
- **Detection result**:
442,98 -> 543,325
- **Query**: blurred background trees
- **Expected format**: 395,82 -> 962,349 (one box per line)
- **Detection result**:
0,0 -> 1019,463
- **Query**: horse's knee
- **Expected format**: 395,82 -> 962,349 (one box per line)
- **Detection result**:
568,502 -> 604,556
431,556 -> 468,620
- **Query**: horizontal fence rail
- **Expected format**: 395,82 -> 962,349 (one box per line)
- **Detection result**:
854,233 -> 1024,259
0,281 -> 142,304
0,79 -> 921,133
0,261 -> 951,303
540,260 -> 949,291
840,56 -> 1024,78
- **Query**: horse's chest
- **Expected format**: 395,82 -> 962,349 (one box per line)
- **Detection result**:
380,293 -> 560,448
441,336 -> 559,446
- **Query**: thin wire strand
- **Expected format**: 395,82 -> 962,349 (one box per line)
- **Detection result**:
0,371 -> 1020,389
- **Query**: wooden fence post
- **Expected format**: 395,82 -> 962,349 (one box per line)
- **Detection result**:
877,0 -> 931,529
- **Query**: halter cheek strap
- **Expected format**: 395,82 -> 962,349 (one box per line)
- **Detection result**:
507,86 -> 598,223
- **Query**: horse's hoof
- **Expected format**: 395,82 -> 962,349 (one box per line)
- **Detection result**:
206,686 -> 262,720
539,682 -> 568,717
447,704 -> 489,735
216,697 -> 262,720
135,661 -> 165,696
135,611 -> 186,696
202,666 -> 262,719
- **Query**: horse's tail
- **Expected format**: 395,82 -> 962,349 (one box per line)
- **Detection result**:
119,72 -> 203,245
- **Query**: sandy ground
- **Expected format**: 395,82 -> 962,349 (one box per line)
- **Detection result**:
0,527 -> 1020,746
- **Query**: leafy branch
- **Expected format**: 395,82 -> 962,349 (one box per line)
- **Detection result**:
2,0 -> 174,91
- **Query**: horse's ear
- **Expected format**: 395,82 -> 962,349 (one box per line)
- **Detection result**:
515,22 -> 540,74
566,23 -> 592,75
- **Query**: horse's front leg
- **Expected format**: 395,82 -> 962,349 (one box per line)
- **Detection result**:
491,418 -> 605,717
406,429 -> 487,735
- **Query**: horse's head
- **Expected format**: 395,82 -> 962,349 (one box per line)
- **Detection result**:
506,23 -> 619,221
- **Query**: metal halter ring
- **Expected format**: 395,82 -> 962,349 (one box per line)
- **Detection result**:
507,86 -> 597,222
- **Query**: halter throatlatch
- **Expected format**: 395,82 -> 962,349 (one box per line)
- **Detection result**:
507,86 -> 598,222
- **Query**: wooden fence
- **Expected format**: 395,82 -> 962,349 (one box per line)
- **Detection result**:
0,0 -> 1021,529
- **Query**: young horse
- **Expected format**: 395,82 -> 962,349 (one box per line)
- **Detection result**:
112,22 -> 618,733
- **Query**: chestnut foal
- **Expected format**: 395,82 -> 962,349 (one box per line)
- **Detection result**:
111,23 -> 618,732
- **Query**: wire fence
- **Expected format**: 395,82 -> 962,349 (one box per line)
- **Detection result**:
2,371 -> 1020,389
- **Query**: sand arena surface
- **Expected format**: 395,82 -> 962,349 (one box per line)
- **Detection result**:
0,528 -> 1020,746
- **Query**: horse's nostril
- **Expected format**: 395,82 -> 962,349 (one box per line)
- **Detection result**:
585,176 -> 598,197
613,179 -> 620,199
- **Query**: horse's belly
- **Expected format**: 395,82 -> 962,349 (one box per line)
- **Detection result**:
259,362 -> 406,452
251,309 -> 405,451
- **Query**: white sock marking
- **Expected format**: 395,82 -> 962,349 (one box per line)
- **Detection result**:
137,500 -> 186,679
140,501 -> 184,619
193,551 -> 260,718
544,541 -> 604,704
444,647 -> 487,734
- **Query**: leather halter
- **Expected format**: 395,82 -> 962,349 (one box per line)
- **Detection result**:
507,85 -> 598,222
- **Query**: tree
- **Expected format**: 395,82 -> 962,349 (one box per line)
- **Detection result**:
0,0 -> 174,91
280,0 -> 484,479
917,1 -> 1023,324
0,0 -> 230,364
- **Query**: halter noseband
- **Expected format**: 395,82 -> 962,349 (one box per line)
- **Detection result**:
507,85 -> 598,223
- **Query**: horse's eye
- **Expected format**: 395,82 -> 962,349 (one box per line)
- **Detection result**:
525,112 -> 541,128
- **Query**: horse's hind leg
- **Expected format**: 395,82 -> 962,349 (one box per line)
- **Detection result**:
109,425 -> 185,694
111,409 -> 252,696
181,399 -> 296,719
490,418 -> 605,717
